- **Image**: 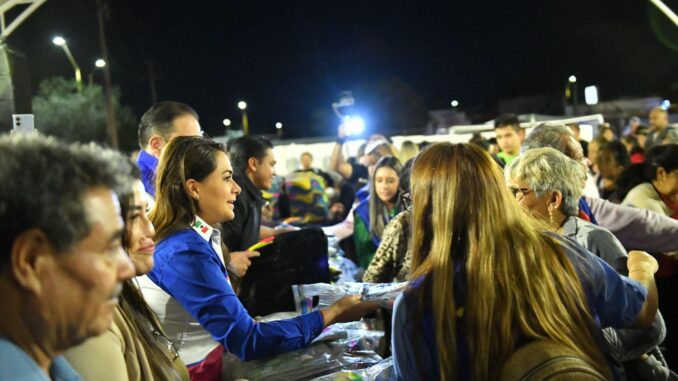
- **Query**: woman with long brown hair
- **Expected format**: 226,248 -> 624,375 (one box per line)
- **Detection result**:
141,136 -> 376,381
391,142 -> 658,380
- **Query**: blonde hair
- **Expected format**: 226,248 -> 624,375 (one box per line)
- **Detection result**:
398,140 -> 419,163
408,142 -> 609,380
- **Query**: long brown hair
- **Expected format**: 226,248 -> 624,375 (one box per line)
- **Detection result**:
368,156 -> 402,239
408,142 -> 609,380
150,136 -> 226,241
118,168 -> 184,381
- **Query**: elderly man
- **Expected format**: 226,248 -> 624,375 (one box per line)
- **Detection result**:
0,134 -> 135,380
522,123 -> 678,254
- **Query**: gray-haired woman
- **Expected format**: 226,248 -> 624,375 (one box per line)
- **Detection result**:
506,147 -> 671,379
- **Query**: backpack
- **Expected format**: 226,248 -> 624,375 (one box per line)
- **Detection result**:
499,340 -> 608,381
238,227 -> 330,316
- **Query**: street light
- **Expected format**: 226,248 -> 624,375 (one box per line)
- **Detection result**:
52,36 -> 82,92
451,100 -> 459,107
223,118 -> 231,127
52,36 -> 65,46
238,101 -> 249,135
566,75 -> 578,115
275,122 -> 282,129
89,58 -> 106,85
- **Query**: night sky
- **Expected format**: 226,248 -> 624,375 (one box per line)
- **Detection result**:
6,0 -> 678,139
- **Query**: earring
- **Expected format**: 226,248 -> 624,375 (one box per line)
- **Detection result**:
548,206 -> 554,226
194,194 -> 200,200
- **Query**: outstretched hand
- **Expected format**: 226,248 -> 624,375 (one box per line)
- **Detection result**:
228,251 -> 260,278
320,295 -> 379,327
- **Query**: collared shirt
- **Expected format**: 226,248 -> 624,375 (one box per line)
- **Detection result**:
562,215 -> 628,274
191,216 -> 231,287
0,336 -> 83,381
222,170 -> 264,251
143,225 -> 325,368
191,216 -> 225,266
136,150 -> 159,197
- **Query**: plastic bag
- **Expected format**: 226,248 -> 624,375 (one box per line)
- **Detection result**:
326,234 -> 362,283
292,282 -> 407,313
309,358 -> 395,381
360,283 -> 407,307
229,329 -> 385,381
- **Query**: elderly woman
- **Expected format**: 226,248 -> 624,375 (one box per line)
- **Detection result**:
505,147 -> 668,376
505,147 -> 628,272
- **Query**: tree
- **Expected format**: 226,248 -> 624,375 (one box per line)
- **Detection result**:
32,77 -> 138,151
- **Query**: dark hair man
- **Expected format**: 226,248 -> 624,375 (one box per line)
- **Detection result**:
494,113 -> 525,165
0,133 -> 135,379
137,101 -> 202,197
223,135 -> 294,251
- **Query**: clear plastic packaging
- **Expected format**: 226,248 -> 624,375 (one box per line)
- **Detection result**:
292,282 -> 407,313
229,328 -> 385,381
309,358 -> 395,381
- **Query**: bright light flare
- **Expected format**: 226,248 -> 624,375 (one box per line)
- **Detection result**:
223,118 -> 231,126
584,85 -> 598,105
95,59 -> 106,68
275,122 -> 283,129
237,101 -> 247,110
52,36 -> 66,46
451,100 -> 459,107
343,115 -> 365,136
568,75 -> 577,83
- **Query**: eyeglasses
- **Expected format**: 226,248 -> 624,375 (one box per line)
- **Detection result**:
508,186 -> 533,199
400,192 -> 412,211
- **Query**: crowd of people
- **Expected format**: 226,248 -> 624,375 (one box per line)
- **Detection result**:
0,100 -> 676,381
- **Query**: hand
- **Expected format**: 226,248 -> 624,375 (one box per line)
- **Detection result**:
261,202 -> 273,223
227,251 -> 260,278
627,250 -> 659,275
329,202 -> 345,217
337,124 -> 347,140
273,224 -> 300,235
320,295 -> 379,327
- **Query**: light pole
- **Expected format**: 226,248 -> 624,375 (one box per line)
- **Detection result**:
275,122 -> 283,138
88,58 -> 106,85
238,101 -> 249,135
52,36 -> 82,92
95,0 -> 119,148
568,75 -> 578,114
223,118 -> 231,135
